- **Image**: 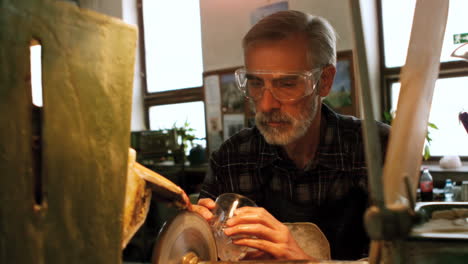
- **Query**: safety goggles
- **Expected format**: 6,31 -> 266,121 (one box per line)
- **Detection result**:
234,68 -> 322,103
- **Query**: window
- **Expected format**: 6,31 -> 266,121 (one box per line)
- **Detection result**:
381,0 -> 467,68
380,0 -> 468,158
138,0 -> 206,151
30,41 -> 43,107
390,77 -> 468,156
149,101 -> 206,151
141,0 -> 203,92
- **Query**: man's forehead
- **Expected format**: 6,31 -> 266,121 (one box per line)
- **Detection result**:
246,72 -> 302,79
244,36 -> 311,71
244,32 -> 308,50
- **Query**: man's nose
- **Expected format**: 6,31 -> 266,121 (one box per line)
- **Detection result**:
256,88 -> 281,112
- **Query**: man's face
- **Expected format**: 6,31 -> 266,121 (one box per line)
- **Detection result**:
244,35 -> 322,146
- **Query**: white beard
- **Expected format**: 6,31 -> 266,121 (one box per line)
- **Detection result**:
255,92 -> 321,146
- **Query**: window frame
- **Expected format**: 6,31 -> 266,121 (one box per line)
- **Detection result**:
377,0 -> 468,160
136,0 -> 205,129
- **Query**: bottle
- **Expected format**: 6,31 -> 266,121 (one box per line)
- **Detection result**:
419,168 -> 433,202
443,179 -> 454,201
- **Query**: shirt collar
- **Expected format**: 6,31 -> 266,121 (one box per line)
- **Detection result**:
253,127 -> 284,168
316,104 -> 348,171
255,104 -> 349,171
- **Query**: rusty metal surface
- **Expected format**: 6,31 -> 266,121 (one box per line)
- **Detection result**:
0,0 -> 137,263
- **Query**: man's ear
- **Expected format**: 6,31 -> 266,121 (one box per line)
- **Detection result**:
318,65 -> 336,97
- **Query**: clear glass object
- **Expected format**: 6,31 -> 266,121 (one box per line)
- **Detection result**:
444,179 -> 455,201
210,193 -> 257,261
451,43 -> 468,61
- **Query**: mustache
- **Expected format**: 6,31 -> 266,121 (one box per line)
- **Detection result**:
256,110 -> 293,123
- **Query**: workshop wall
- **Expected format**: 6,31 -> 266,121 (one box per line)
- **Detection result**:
200,0 -> 354,71
82,0 -> 382,127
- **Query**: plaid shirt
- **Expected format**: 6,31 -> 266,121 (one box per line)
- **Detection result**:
200,104 -> 390,260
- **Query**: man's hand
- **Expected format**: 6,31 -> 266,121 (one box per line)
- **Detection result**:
190,198 -> 216,221
180,191 -> 193,211
223,207 -> 317,261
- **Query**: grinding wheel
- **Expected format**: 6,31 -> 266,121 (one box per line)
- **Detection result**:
152,211 -> 217,264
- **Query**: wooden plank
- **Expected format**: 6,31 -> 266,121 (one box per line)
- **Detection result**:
0,0 -> 137,263
382,0 -> 449,206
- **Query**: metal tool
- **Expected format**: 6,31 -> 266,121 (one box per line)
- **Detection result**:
152,211 -> 218,264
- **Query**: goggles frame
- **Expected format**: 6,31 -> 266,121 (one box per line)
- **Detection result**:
234,68 -> 322,103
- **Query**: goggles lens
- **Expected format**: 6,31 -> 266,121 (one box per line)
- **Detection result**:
235,68 -> 320,102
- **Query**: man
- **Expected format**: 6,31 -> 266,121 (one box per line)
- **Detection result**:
192,10 -> 389,260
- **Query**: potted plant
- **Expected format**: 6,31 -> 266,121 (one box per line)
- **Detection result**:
383,111 -> 438,160
170,121 -> 197,164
